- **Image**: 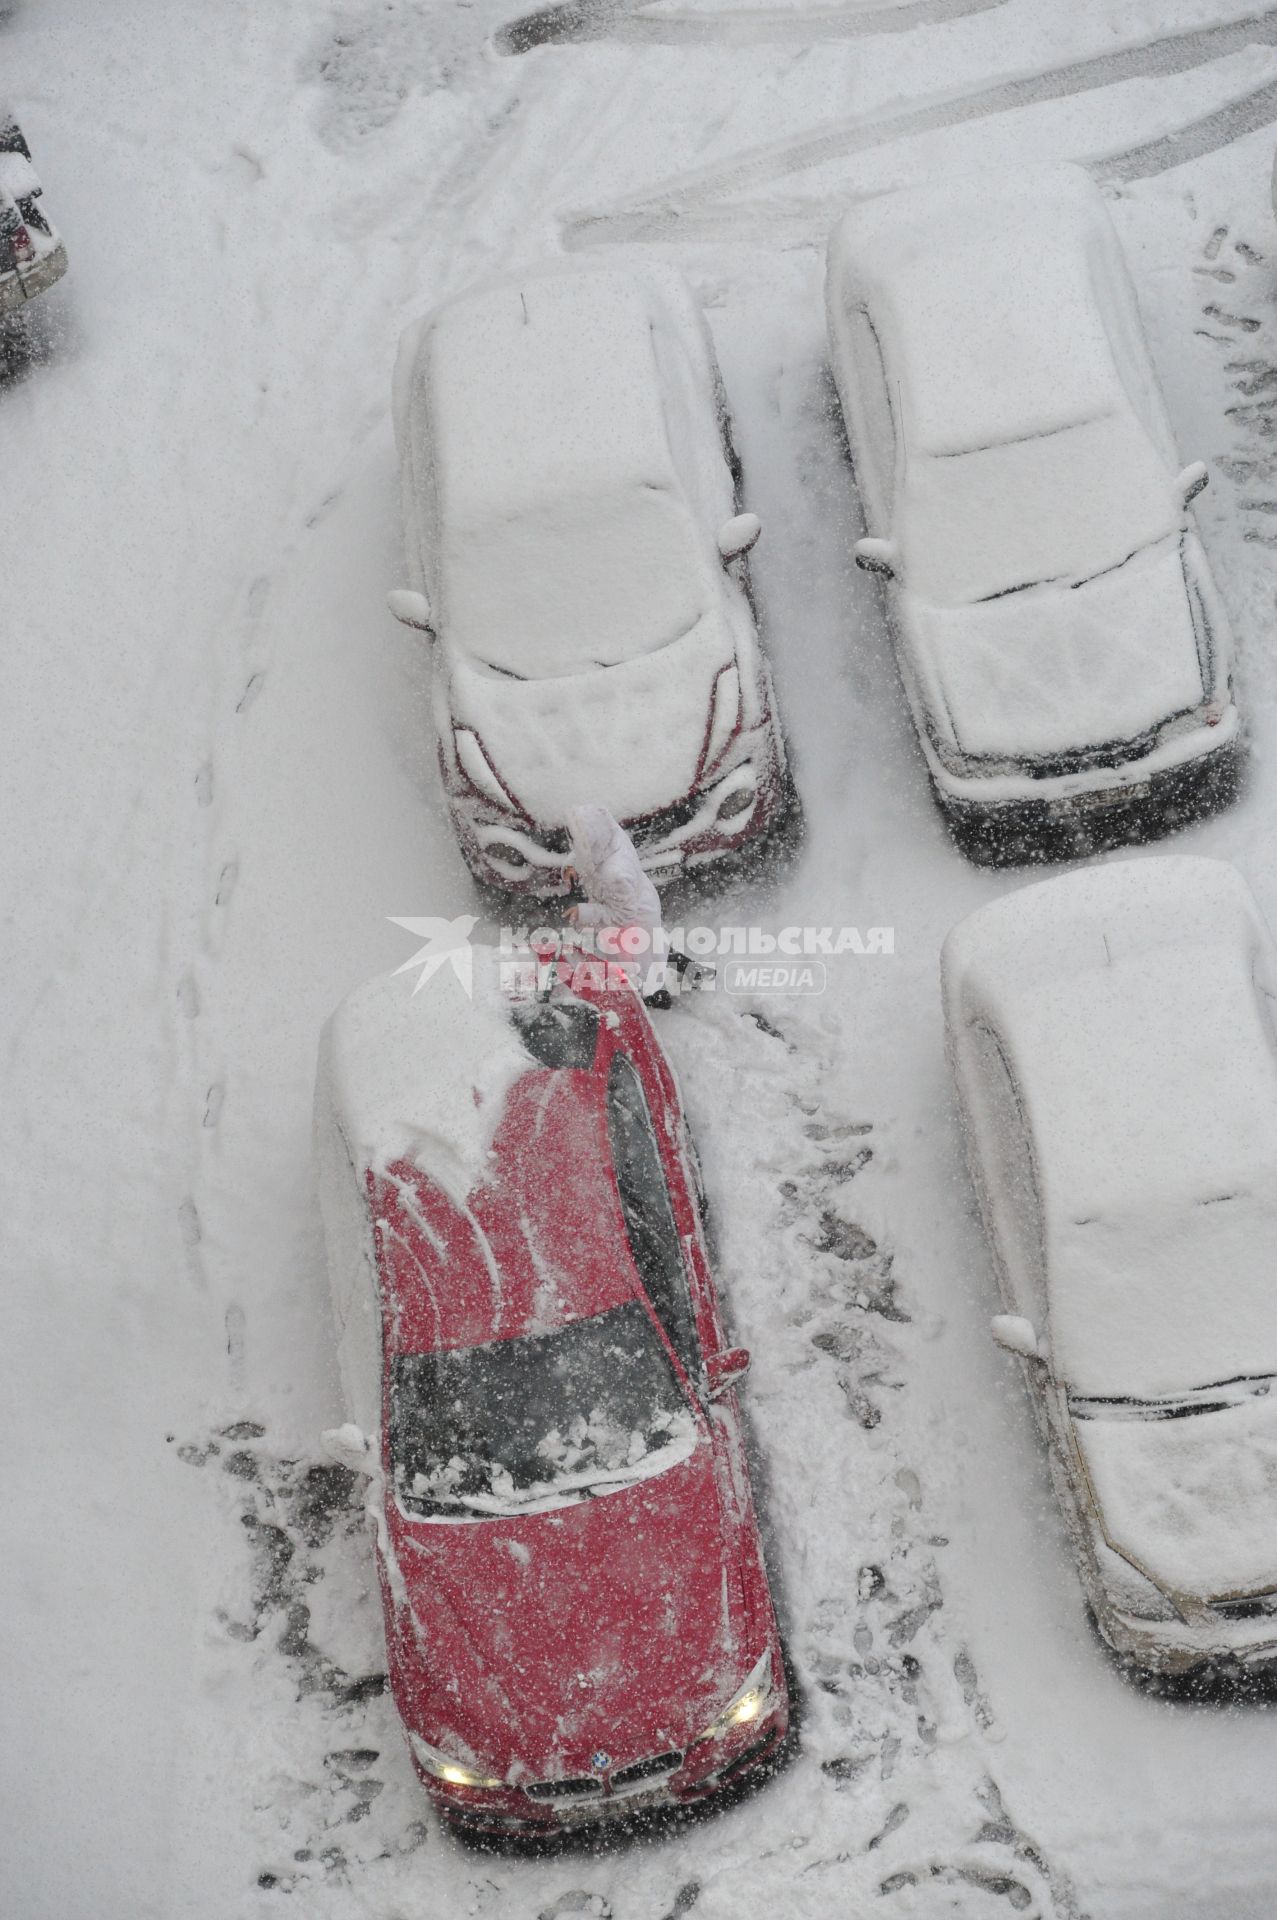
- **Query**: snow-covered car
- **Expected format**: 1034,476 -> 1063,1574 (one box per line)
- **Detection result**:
389,260 -> 792,895
827,166 -> 1239,864
315,950 -> 790,1834
0,115 -> 67,315
943,856 -> 1277,1676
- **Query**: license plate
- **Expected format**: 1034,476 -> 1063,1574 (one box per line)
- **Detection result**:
1066,781 -> 1151,813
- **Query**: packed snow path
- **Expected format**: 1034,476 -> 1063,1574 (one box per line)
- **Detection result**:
4,1 -> 1277,1916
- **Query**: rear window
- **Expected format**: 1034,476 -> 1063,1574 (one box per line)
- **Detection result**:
511,998 -> 600,1071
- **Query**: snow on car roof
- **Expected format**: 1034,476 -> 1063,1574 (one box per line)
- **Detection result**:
317,947 -> 531,1203
418,264 -> 712,676
425,265 -> 683,531
829,166 -> 1136,460
945,858 -> 1277,1399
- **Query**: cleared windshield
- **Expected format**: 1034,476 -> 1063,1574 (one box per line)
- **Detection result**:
390,1300 -> 696,1517
442,486 -> 707,679
896,411 -> 1180,606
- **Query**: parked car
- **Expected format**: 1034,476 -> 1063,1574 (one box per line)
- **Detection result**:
315,950 -> 790,1834
389,260 -> 792,895
827,165 -> 1238,864
0,113 -> 67,315
943,856 -> 1277,1676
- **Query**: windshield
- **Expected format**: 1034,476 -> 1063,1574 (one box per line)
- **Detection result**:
896,411 -> 1180,606
442,486 -> 708,679
390,1300 -> 697,1517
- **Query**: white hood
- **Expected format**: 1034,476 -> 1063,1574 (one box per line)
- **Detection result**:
1076,1396 -> 1277,1605
445,613 -> 732,825
903,538 -> 1206,764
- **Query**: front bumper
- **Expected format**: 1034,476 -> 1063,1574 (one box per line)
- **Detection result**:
422,1707 -> 789,1838
1100,1600 -> 1277,1678
935,707 -> 1240,864
450,732 -> 789,899
926,701 -> 1239,811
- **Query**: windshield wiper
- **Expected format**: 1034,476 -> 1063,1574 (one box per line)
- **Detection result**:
1070,1374 -> 1277,1422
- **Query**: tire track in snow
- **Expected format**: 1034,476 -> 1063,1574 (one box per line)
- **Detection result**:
558,6 -> 1277,245
497,0 -> 1006,56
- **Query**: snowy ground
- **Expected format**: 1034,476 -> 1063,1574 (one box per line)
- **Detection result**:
5,0 -> 1277,1915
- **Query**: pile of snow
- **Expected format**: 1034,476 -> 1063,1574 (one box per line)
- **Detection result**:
315,946 -> 531,1200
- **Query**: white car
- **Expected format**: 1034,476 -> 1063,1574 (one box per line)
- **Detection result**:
827,166 -> 1239,863
943,856 -> 1277,1677
390,260 -> 791,896
0,114 -> 67,316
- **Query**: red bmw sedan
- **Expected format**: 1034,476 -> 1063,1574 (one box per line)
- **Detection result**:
315,951 -> 790,1836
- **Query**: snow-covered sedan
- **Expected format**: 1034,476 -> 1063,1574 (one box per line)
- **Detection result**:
0,114 -> 67,316
827,166 -> 1238,863
944,856 -> 1277,1676
389,260 -> 791,895
315,951 -> 790,1834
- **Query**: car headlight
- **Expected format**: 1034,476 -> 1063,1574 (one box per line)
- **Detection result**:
697,1650 -> 775,1742
484,839 -> 528,870
716,777 -> 755,821
408,1731 -> 503,1789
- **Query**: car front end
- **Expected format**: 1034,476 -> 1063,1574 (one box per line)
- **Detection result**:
443,676 -> 792,899
929,694 -> 1241,865
404,1643 -> 790,1838
0,125 -> 67,316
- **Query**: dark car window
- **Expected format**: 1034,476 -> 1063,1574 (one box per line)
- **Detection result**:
606,1053 -> 699,1382
511,998 -> 600,1071
390,1300 -> 693,1516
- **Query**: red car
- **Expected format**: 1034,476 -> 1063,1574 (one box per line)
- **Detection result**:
316,953 -> 790,1836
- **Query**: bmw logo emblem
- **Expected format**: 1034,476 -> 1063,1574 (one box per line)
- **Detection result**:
591,1751 -> 611,1773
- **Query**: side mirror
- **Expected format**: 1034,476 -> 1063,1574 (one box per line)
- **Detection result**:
1178,461 -> 1209,507
990,1314 -> 1042,1361
387,588 -> 435,635
717,513 -> 762,561
854,537 -> 897,579
704,1346 -> 751,1400
322,1423 -> 377,1476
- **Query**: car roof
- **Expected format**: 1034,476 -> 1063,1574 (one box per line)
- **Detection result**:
945,859 -> 1277,1397
374,1066 -> 643,1353
422,264 -> 687,533
828,165 -> 1134,459
318,951 -> 534,1207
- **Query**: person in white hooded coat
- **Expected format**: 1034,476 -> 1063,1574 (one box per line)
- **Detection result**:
563,804 -> 670,1002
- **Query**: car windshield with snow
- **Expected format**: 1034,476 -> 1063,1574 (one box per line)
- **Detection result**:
390,1301 -> 696,1517
944,856 -> 1277,1677
315,952 -> 789,1833
827,165 -> 1238,863
390,260 -> 792,893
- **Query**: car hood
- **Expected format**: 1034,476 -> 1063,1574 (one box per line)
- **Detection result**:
444,613 -> 733,826
901,537 -> 1206,764
1074,1391 -> 1277,1605
387,1440 -> 761,1778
